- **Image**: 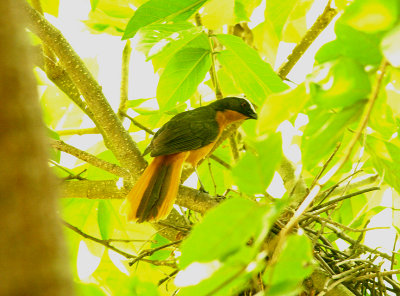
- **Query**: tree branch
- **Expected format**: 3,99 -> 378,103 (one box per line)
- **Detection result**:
33,45 -> 99,128
25,4 -> 146,177
60,179 -> 218,214
51,140 -> 131,179
278,0 -> 338,80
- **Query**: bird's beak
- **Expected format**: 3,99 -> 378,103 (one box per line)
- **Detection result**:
249,112 -> 258,119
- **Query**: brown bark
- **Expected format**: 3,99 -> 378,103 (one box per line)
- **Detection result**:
0,1 -> 74,295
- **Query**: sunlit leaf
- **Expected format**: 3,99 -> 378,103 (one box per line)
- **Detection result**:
252,21 -> 280,64
201,0 -> 235,29
126,98 -> 152,108
136,22 -> 200,58
98,200 -> 113,240
366,136 -> 400,194
177,260 -> 253,296
76,282 -> 107,296
93,255 -> 162,295
381,24 -> 400,67
281,0 -> 312,43
86,150 -> 120,180
257,83 -> 309,134
90,0 -> 100,11
265,0 -> 298,39
232,133 -> 282,195
123,0 -> 209,39
40,0 -> 60,17
179,198 -> 274,268
316,23 -> 383,66
234,0 -> 262,22
149,234 -> 171,261
263,234 -> 314,296
309,57 -> 371,108
340,0 -> 398,34
370,90 -> 397,139
214,67 -> 241,95
157,47 -> 212,110
152,31 -> 209,71
216,34 -> 288,105
302,101 -> 363,169
84,0 -> 135,35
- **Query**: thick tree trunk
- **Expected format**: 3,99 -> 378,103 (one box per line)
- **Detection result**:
0,1 -> 74,295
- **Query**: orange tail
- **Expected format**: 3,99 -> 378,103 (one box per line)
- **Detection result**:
123,152 -> 188,223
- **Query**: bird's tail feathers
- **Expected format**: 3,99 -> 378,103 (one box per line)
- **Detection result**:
122,153 -> 187,222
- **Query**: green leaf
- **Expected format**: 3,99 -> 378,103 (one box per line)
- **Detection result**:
257,83 -> 309,134
123,0 -> 209,39
265,0 -> 298,39
152,31 -> 209,71
179,198 -> 274,268
40,0 -> 60,17
177,261 -> 253,296
309,57 -> 371,108
263,234 -> 314,296
369,90 -> 397,139
98,200 -> 113,240
381,24 -> 400,67
234,0 -> 262,22
366,136 -> 400,194
252,21 -> 280,65
213,67 -> 241,95
201,0 -> 236,29
340,0 -> 398,34
86,150 -> 120,180
302,102 -> 364,170
149,234 -> 171,261
232,133 -> 282,195
90,0 -> 100,11
84,1 -> 135,35
93,255 -> 161,296
126,98 -> 151,108
76,282 -> 107,296
216,34 -> 288,105
280,0 -> 312,43
136,22 -> 200,58
156,47 -> 212,110
316,23 -> 383,66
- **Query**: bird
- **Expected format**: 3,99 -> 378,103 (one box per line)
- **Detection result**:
123,96 -> 257,223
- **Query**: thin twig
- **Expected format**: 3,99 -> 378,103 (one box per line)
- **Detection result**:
118,40 -> 132,120
209,154 -> 231,169
120,111 -> 155,135
49,160 -> 86,180
207,31 -> 223,100
51,140 -> 131,179
304,213 -> 389,233
352,270 -> 400,282
62,220 -> 176,267
129,240 -> 182,266
57,127 -> 100,136
310,187 -> 380,212
322,223 -> 392,261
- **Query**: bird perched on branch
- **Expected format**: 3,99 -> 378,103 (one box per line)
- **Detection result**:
123,96 -> 257,223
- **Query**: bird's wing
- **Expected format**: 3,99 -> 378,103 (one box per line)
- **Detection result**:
149,108 -> 219,157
